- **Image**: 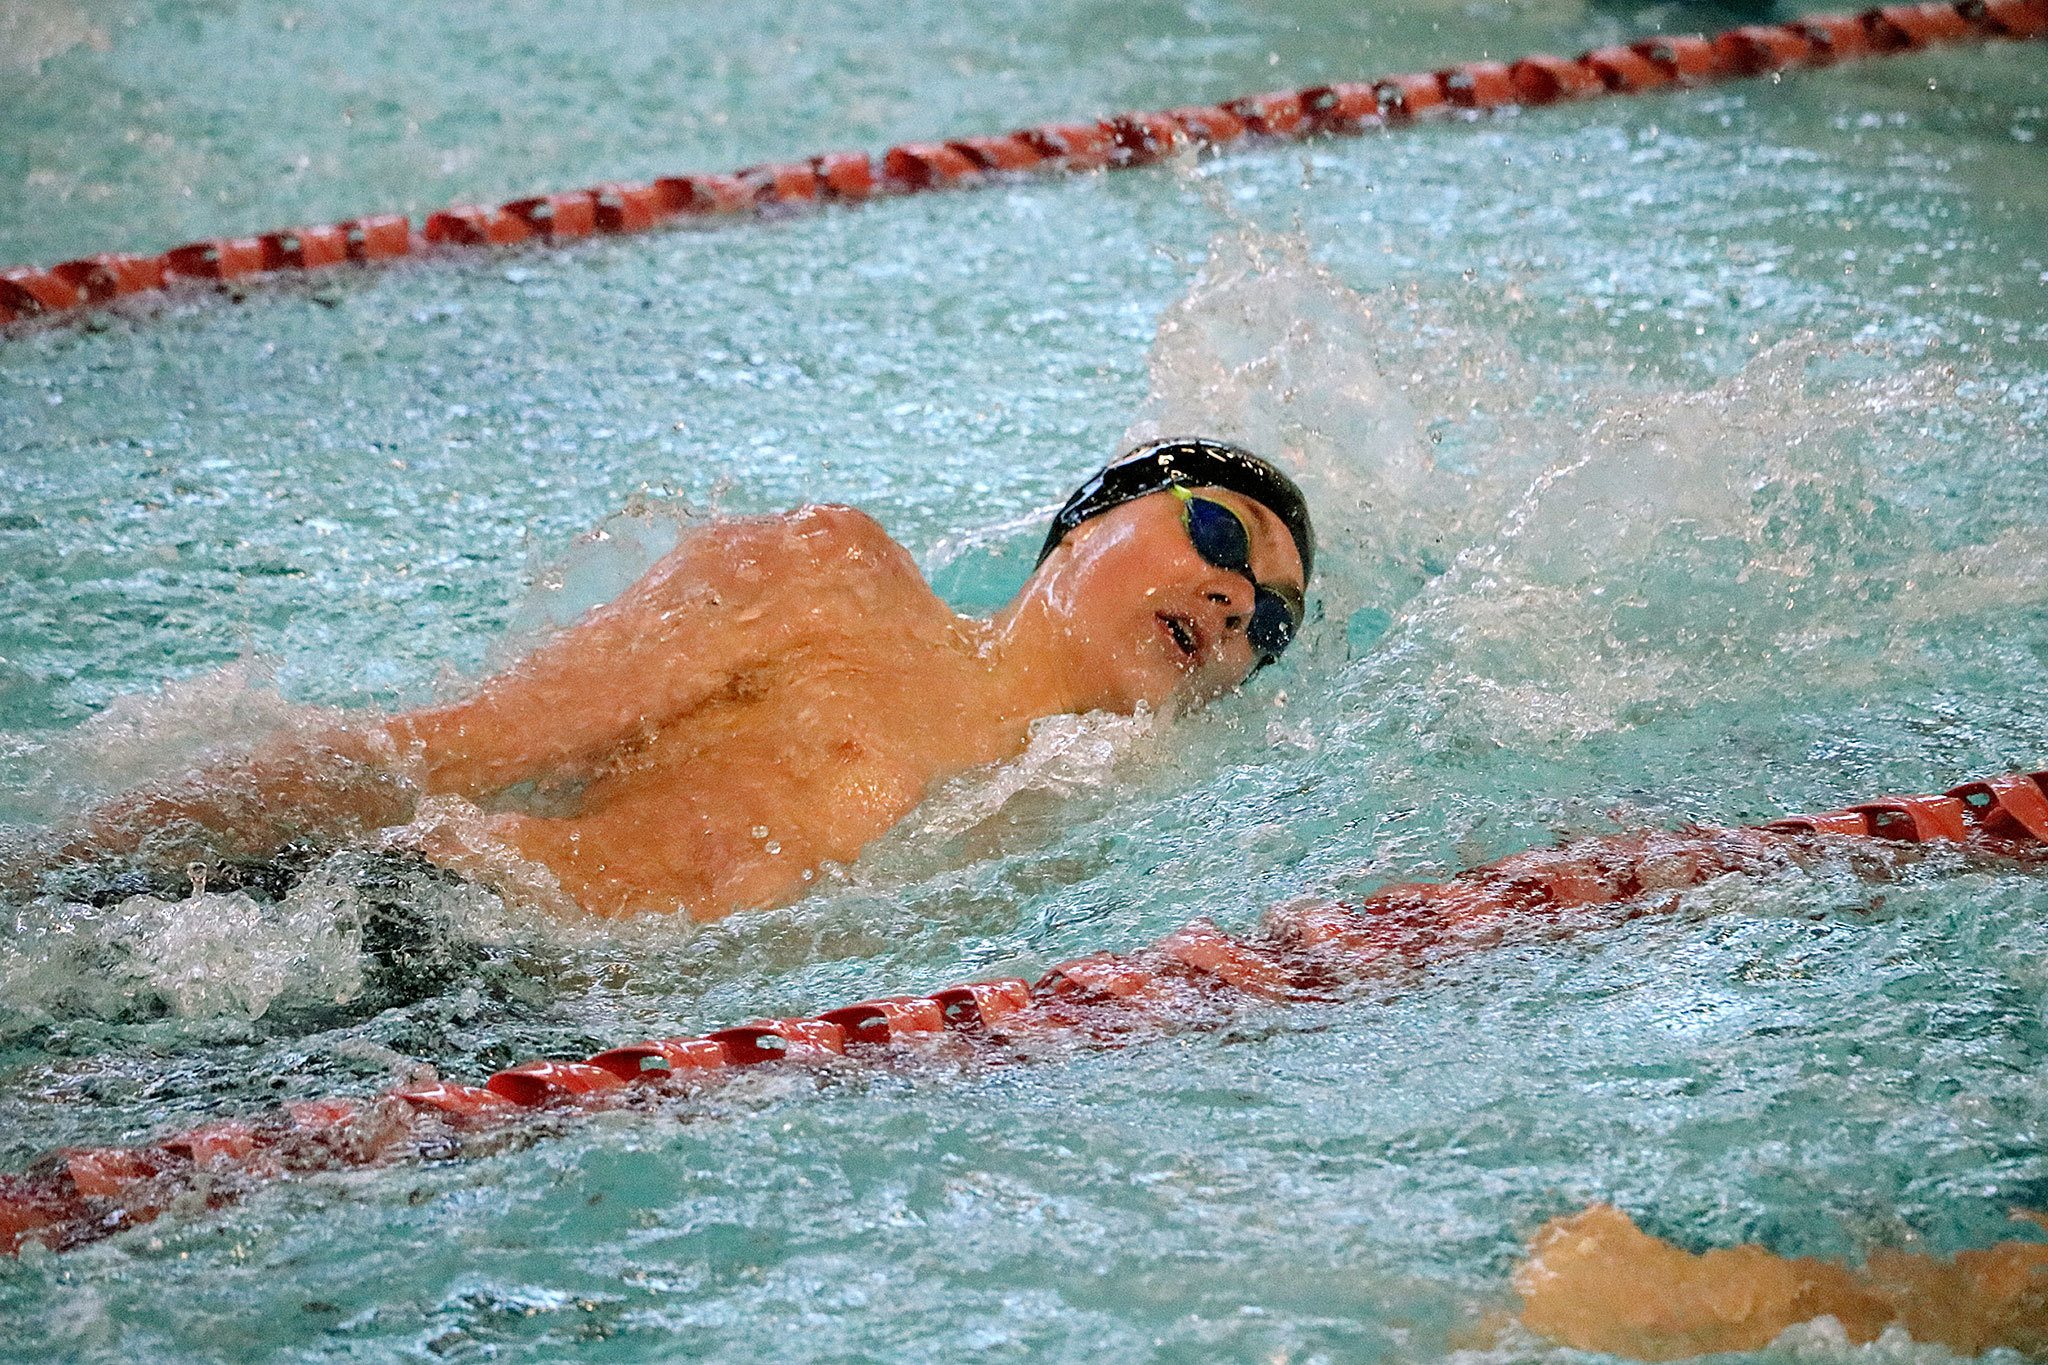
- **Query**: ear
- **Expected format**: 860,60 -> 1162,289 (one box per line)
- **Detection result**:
1010,537 -> 1071,608
1044,517 -> 1100,563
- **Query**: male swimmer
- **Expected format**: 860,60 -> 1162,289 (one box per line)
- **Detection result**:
32,437 -> 1312,921
1513,1203 -> 2048,1359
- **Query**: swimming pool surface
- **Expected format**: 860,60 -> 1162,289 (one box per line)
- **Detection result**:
2,0 -> 2046,1358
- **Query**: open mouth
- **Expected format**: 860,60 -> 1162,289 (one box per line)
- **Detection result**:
1158,612 -> 1201,664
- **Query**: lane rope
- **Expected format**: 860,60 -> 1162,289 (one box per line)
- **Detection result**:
1,0 -> 2043,329
4,767 -> 2046,1255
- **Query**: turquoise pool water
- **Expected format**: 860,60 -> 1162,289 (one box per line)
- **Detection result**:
2,0 -> 2046,1358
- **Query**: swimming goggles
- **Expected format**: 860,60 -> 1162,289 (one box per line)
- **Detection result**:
1171,485 -> 1305,665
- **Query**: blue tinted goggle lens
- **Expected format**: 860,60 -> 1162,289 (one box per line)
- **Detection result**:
1247,590 -> 1299,660
1177,492 -> 1304,663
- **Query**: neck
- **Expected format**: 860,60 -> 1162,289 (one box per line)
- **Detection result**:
969,593 -> 1093,731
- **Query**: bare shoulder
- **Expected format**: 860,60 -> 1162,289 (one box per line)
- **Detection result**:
636,504 -> 935,615
753,504 -> 927,589
787,504 -> 922,570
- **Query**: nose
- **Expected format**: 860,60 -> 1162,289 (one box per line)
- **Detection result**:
1201,578 -> 1253,640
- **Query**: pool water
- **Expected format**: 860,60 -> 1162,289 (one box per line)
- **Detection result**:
2,0 -> 2046,1358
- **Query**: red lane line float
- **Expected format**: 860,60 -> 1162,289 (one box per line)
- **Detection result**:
0,267 -> 84,317
811,151 -> 877,201
1869,0 -> 1979,44
284,1096 -> 364,1133
1220,90 -> 1308,137
591,182 -> 668,233
258,225 -> 350,270
1715,23 -> 1821,73
163,236 -> 268,282
948,134 -> 1046,174
484,1062 -> 626,1107
1949,773 -> 2048,841
1107,112 -> 1189,165
1038,951 -> 1164,1004
653,172 -> 752,217
1299,82 -> 1384,132
1582,43 -> 1677,92
504,192 -> 600,241
1018,122 -> 1119,172
1983,0 -> 2048,37
2,3 -> 2040,330
393,1082 -> 519,1119
1796,11 -> 1885,59
928,978 -> 1034,1031
425,205 -> 534,247
737,162 -> 824,208
1764,809 -> 1873,836
1507,56 -> 1607,106
1165,104 -> 1249,144
3,767 -> 2048,1255
1851,795 -> 1972,842
1152,920 -> 1304,999
1375,72 -> 1450,121
882,142 -> 984,191
343,214 -> 412,261
817,996 -> 947,1045
1438,61 -> 1519,111
1634,33 -> 1734,81
50,253 -> 165,303
1264,897 -> 1404,968
60,1146 -> 169,1200
705,1018 -> 848,1064
0,1177 -> 70,1251
587,1037 -> 730,1081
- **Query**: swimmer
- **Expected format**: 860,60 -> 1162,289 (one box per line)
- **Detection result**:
31,437 -> 1312,920
1514,1203 -> 2048,1359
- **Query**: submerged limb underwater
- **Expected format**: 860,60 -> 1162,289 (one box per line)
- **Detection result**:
1513,1204 -> 2048,1359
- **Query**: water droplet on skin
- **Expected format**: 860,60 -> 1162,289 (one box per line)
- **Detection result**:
765,841 -> 781,855
750,825 -> 769,839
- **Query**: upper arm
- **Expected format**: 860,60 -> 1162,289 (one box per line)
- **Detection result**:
386,504 -> 919,798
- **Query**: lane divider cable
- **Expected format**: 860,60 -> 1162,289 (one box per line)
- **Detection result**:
4,765 -> 2045,1255
1,1 -> 2042,330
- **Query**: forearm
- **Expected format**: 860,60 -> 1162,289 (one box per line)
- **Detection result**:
64,723 -> 420,867
381,656 -> 667,803
383,512 -> 829,800
1515,1204 -> 2048,1359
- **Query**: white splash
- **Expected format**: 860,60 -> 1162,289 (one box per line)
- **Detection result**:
893,707 -> 1162,846
1128,223 -> 2037,757
0,659 -> 327,821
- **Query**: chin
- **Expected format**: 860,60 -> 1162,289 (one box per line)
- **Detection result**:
1168,670 -> 1245,715
1061,625 -> 1206,714
1083,655 -> 1180,715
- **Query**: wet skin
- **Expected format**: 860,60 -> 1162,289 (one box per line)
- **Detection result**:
72,488 -> 1303,919
392,488 -> 1303,916
1514,1203 -> 2048,1359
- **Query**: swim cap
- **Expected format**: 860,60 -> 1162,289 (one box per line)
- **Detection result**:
1036,437 -> 1316,582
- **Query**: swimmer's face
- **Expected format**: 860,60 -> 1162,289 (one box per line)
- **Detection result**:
1027,487 -> 1307,713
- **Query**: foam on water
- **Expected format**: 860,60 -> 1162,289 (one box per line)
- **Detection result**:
1,876 -> 364,1025
0,660 -> 317,822
1126,225 -> 2045,759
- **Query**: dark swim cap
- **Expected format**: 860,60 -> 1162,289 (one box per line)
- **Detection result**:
1035,437 -> 1315,583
